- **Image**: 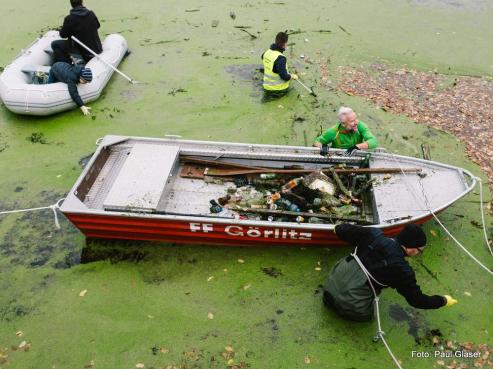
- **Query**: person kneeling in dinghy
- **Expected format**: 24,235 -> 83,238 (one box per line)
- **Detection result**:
313,106 -> 378,156
47,62 -> 93,116
322,223 -> 457,322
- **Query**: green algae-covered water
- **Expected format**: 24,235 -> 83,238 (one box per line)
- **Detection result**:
1,1 -> 492,368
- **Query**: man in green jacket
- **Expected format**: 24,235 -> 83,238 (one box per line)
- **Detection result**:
314,107 -> 378,156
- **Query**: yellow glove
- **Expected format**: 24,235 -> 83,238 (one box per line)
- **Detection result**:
290,73 -> 299,80
444,295 -> 458,307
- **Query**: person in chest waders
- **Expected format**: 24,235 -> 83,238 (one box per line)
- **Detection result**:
323,223 -> 458,322
261,32 -> 298,100
314,106 -> 378,156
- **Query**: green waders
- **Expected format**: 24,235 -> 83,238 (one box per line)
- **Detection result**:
323,257 -> 376,322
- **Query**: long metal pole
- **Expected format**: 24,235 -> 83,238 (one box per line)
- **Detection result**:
71,36 -> 137,84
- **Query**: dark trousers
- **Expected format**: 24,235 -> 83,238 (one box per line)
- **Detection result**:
323,290 -> 373,322
261,88 -> 289,102
51,40 -> 92,64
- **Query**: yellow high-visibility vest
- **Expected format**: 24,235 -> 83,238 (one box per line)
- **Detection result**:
262,49 -> 290,91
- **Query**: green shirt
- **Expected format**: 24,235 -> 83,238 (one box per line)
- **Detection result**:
315,121 -> 378,149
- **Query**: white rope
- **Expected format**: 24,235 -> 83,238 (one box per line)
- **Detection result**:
350,250 -> 404,369
477,177 -> 493,257
386,152 -> 493,276
0,198 -> 64,229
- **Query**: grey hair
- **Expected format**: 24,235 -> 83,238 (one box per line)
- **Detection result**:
337,106 -> 354,121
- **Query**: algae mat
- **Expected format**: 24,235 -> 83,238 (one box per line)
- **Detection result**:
0,0 -> 492,368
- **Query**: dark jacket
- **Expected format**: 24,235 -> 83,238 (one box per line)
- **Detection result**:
261,44 -> 291,81
335,224 -> 446,309
50,62 -> 85,107
60,6 -> 102,60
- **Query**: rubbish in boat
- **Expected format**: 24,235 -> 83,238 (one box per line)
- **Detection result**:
260,173 -> 277,179
296,216 -> 305,223
234,176 -> 249,187
218,195 -> 231,206
210,200 -> 223,213
281,177 -> 303,193
276,198 -> 301,212
308,217 -> 324,224
304,171 -> 335,195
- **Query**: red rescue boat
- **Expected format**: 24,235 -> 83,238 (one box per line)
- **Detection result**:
60,135 -> 476,246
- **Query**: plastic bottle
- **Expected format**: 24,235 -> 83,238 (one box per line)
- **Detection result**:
281,177 -> 303,193
276,198 -> 300,212
260,173 -> 277,179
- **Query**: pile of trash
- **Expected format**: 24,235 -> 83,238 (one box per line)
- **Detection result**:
209,170 -> 374,224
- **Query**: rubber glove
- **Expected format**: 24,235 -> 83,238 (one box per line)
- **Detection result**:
290,73 -> 299,80
80,106 -> 92,116
320,144 -> 328,157
344,145 -> 359,156
444,295 -> 458,307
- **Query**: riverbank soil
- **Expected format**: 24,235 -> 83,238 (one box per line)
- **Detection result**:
0,0 -> 492,368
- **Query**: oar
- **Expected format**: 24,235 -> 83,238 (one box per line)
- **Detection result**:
71,36 -> 140,84
296,79 -> 317,97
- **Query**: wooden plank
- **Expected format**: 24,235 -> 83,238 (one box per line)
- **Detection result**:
205,167 -> 422,176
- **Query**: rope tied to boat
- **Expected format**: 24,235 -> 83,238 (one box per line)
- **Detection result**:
387,152 -> 493,276
350,247 -> 404,369
0,198 -> 65,229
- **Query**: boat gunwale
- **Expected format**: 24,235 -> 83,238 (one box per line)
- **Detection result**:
60,135 -> 477,231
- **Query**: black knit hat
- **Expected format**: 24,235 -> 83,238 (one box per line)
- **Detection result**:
396,224 -> 427,248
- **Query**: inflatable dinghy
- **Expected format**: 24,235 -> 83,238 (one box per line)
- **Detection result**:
0,31 -> 128,116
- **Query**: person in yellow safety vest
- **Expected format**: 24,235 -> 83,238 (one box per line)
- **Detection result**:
313,106 -> 378,156
261,32 -> 298,94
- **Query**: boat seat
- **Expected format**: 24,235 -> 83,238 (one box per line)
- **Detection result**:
21,65 -> 51,74
103,144 -> 181,213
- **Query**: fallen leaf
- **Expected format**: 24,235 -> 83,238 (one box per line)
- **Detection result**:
304,355 -> 311,364
15,331 -> 23,337
437,360 -> 445,366
243,284 -> 251,290
136,364 -> 145,369
160,348 -> 169,354
315,267 -> 322,271
464,291 -> 471,296
227,358 -> 235,365
79,289 -> 88,297
430,230 -> 438,237
237,259 -> 245,264
223,268 -> 228,272
225,345 -> 234,352
207,276 -> 214,282
18,341 -> 27,349
207,312 -> 214,320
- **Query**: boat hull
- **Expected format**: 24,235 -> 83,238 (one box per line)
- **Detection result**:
65,212 -> 433,247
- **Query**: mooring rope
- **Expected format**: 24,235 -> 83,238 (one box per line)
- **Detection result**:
477,177 -> 493,257
350,248 -> 404,369
386,152 -> 493,276
0,198 -> 64,229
